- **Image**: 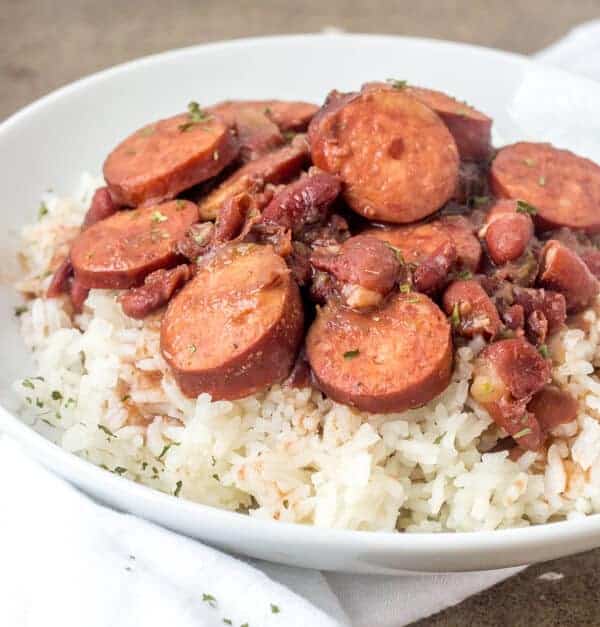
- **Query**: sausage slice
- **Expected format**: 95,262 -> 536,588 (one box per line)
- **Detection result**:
405,87 -> 492,162
212,100 -> 319,132
310,88 -> 459,223
480,199 -> 534,265
362,83 -> 492,162
538,240 -> 599,312
161,243 -> 304,400
364,222 -> 453,265
306,292 -> 453,413
103,107 -> 238,207
197,135 -> 310,220
490,142 -> 600,232
71,200 -> 199,289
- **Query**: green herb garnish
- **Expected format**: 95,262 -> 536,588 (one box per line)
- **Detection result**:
471,195 -> 490,206
538,344 -> 550,359
516,200 -> 538,216
223,620 -> 232,625
98,425 -> 115,438
14,305 -> 27,317
202,593 -> 217,607
450,303 -> 461,328
51,390 -> 63,401
343,349 -> 360,360
139,125 -> 156,137
270,604 -> 280,614
174,480 -> 183,497
22,379 -> 35,390
399,283 -> 412,294
382,241 -> 404,263
179,101 -> 211,131
38,202 -> 49,219
113,466 -> 127,475
151,210 -> 167,223
457,270 -> 473,280
158,442 -> 180,461
386,78 -> 408,90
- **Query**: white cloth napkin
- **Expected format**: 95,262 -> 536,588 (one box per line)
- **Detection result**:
3,22 -> 600,627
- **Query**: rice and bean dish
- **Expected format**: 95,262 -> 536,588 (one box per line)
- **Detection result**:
12,83 -> 600,532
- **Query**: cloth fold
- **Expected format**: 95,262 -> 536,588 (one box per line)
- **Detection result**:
2,21 -> 600,627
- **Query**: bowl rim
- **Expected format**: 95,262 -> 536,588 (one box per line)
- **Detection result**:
2,32 -> 600,560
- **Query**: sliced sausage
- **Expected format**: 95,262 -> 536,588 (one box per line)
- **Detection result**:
480,199 -> 534,265
472,338 -> 551,450
406,87 -> 492,162
310,235 -> 401,308
210,103 -> 284,162
537,240 -> 599,312
306,292 -> 453,413
528,386 -> 579,434
197,135 -> 310,220
310,88 -> 459,223
119,264 -> 193,319
443,279 -> 502,339
71,200 -> 199,289
161,243 -> 304,399
362,82 -> 492,162
490,142 -> 600,233
365,222 -> 453,265
261,172 -> 341,235
438,215 -> 482,271
213,100 -> 319,132
103,108 -> 239,207
83,186 -> 121,228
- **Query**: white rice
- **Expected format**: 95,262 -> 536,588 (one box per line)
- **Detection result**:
12,175 -> 600,532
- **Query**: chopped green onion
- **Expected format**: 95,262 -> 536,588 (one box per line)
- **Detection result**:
386,78 -> 407,90
450,303 -> 461,328
98,425 -> 115,438
516,200 -> 538,216
343,349 -> 360,360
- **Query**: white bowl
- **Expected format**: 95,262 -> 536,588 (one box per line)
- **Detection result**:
2,34 -> 600,574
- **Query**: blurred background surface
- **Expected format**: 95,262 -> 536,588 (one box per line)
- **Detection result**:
2,0 -> 600,120
3,1 -> 600,625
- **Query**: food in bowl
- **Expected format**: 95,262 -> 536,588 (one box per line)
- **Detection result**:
13,82 -> 600,532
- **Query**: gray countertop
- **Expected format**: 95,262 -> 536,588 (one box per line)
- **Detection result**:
3,1 -> 600,625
